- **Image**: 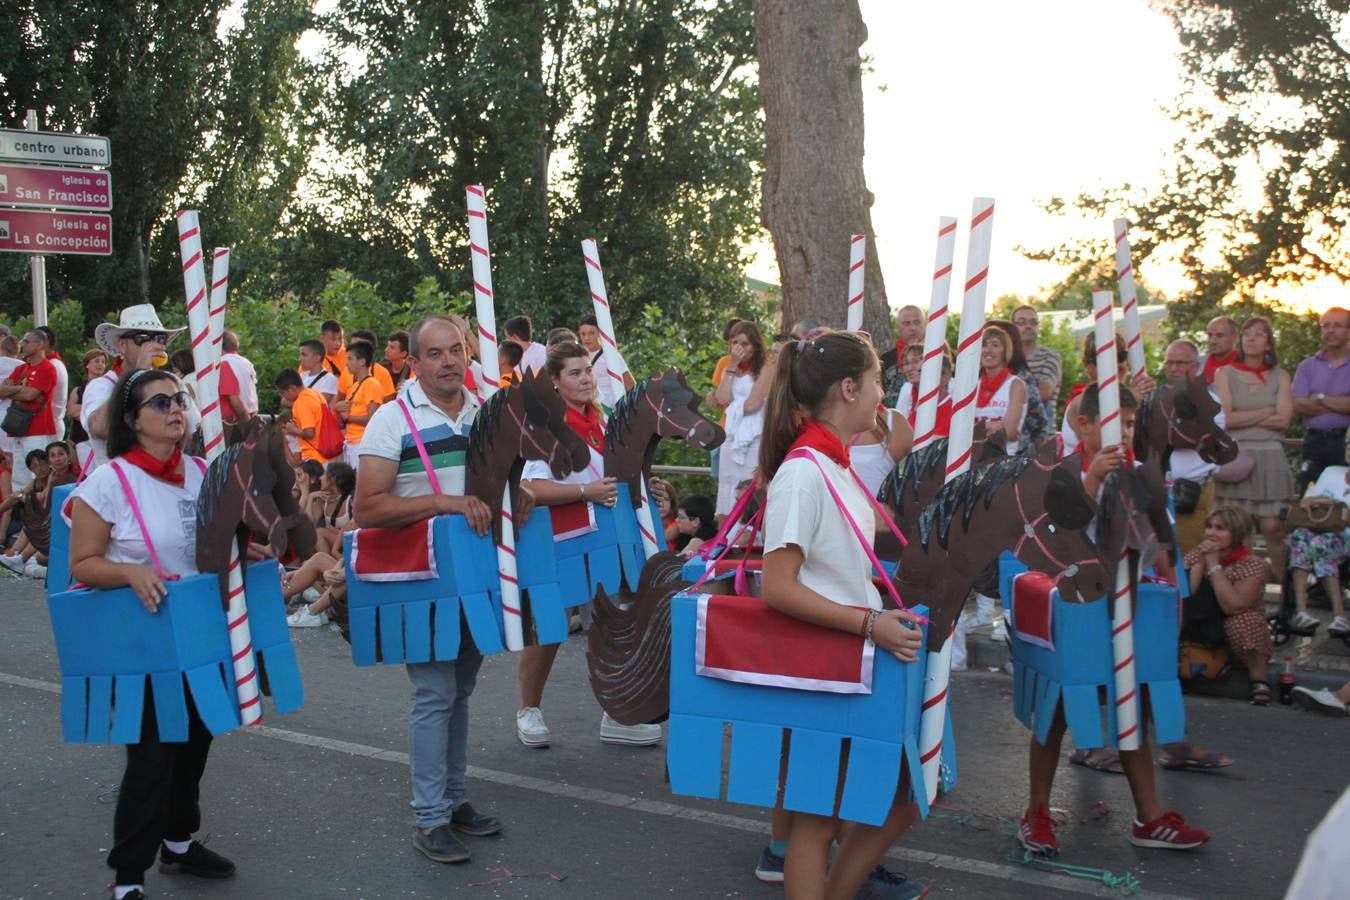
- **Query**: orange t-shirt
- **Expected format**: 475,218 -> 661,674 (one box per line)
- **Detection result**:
711,355 -> 731,426
292,386 -> 331,462
344,375 -> 384,445
325,346 -> 353,401
369,361 -> 395,400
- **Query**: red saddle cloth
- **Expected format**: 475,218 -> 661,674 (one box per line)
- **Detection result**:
550,499 -> 598,541
1012,571 -> 1055,650
695,594 -> 874,694
351,519 -> 437,582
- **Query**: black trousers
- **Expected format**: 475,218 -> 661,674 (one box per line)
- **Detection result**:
108,684 -> 213,884
1299,430 -> 1347,492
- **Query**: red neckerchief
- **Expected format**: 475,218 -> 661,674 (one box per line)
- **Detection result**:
1230,359 -> 1273,383
895,339 -> 907,360
111,358 -> 125,376
977,366 -> 1014,408
788,417 -> 850,469
1202,350 -> 1236,383
464,366 -> 477,391
1066,382 -> 1089,404
565,403 -> 605,452
120,445 -> 185,485
1219,545 -> 1251,567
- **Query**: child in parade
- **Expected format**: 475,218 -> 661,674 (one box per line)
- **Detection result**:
67,369 -> 233,900
1019,385 -> 1209,856
758,330 -> 927,900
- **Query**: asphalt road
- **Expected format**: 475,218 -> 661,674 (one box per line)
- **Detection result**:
1,573 -> 1346,900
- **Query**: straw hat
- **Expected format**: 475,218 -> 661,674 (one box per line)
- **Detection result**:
94,304 -> 186,355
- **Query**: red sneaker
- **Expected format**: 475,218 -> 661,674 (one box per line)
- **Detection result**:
1019,805 -> 1060,856
1131,811 -> 1209,850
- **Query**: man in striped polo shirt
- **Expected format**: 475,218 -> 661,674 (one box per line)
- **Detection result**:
356,316 -> 511,865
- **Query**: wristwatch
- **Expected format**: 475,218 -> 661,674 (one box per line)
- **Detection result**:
1316,392 -> 1327,403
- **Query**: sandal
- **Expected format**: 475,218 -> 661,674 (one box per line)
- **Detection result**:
1249,681 -> 1272,706
1159,742 -> 1234,771
1068,748 -> 1124,774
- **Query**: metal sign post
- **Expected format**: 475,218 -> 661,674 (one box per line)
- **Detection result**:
25,111 -> 47,327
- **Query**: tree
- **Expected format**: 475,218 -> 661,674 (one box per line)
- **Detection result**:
754,0 -> 888,338
0,1 -> 314,326
1028,0 -> 1350,308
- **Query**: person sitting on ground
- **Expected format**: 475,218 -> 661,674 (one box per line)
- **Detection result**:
655,478 -> 680,544
305,461 -> 356,558
0,448 -> 52,577
1292,680 -> 1350,718
1287,439 -> 1349,637
285,549 -> 345,628
292,459 -> 324,504
673,494 -> 717,555
1182,506 -> 1274,705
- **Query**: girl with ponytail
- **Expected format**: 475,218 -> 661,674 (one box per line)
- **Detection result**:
757,330 -> 927,898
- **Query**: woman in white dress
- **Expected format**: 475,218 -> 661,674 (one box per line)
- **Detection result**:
713,321 -> 771,516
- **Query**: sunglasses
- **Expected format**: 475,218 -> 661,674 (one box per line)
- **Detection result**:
126,331 -> 170,346
137,391 -> 190,414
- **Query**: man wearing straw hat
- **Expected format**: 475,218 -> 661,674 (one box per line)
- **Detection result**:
81,305 -> 189,473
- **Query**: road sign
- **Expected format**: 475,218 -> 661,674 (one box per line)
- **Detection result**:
0,209 -> 112,256
0,164 -> 112,211
0,128 -> 110,167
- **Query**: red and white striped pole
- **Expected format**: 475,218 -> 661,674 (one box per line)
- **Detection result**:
581,238 -> 660,559
1092,289 -> 1141,751
177,211 -> 261,726
912,217 -> 957,451
1112,219 -> 1146,384
919,197 -> 994,802
846,233 -> 865,332
196,248 -> 229,448
466,185 -> 524,653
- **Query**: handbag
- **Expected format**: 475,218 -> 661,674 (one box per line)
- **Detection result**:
1,395 -> 46,438
1286,498 -> 1349,534
1211,450 -> 1255,485
1172,478 -> 1202,515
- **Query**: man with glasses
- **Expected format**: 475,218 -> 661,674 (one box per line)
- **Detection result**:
0,330 -> 59,492
1162,340 -> 1227,553
83,305 -> 188,472
1013,305 -> 1061,426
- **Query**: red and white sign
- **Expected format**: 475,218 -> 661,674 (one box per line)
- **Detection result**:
0,209 -> 112,256
0,164 -> 111,211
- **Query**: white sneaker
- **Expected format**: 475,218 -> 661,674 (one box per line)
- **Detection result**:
1329,616 -> 1350,637
286,605 -> 327,628
600,711 -> 662,746
991,618 -> 1008,642
1290,610 -> 1320,630
0,554 -> 24,573
1291,686 -> 1349,717
516,706 -> 551,748
971,593 -> 996,627
301,587 -> 322,605
24,560 -> 46,580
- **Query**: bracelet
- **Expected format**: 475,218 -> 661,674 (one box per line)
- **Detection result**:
1207,564 -> 1223,578
862,609 -> 880,645
579,483 -> 586,500
858,608 -> 871,637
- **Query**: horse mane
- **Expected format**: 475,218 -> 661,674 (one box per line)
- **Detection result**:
197,441 -> 243,529
466,386 -> 510,467
916,453 -> 1034,550
878,438 -> 948,509
605,377 -> 653,451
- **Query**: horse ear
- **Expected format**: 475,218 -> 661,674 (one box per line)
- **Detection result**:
1044,453 -> 1097,531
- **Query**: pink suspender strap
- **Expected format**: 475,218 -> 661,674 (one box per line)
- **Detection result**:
783,448 -> 924,620
697,476 -> 759,560
110,461 -> 171,580
397,398 -> 443,496
76,447 -> 96,484
690,502 -> 765,594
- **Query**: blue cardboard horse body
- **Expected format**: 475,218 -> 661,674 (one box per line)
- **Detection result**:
344,484 -> 665,665
1000,553 -> 1186,749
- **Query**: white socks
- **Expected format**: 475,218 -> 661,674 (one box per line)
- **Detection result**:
113,886 -> 144,899
163,838 -> 191,854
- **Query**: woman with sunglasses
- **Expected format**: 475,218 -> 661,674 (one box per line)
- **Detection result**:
68,369 -> 234,900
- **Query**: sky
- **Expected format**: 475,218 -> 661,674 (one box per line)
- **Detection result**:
744,0 -> 1342,314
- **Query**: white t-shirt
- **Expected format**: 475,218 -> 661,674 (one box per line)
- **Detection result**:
303,368 -> 338,399
1307,465 -> 1350,503
763,448 -> 881,611
591,350 -> 620,410
219,352 -> 259,414
71,456 -> 207,577
519,341 -> 548,377
78,371 -> 119,471
522,442 -> 604,485
49,356 -> 69,441
360,381 -> 478,499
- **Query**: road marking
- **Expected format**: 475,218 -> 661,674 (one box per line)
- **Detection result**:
1,671 -> 1196,900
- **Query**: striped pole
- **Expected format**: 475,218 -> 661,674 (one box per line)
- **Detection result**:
1092,288 -> 1140,751
177,211 -> 261,726
466,185 -> 524,653
919,197 -> 994,802
912,217 -> 958,451
1112,219 -> 1146,383
846,234 -> 865,332
199,248 -> 229,440
581,238 -> 660,559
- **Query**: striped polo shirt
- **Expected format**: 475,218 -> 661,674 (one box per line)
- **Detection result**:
359,380 -> 478,498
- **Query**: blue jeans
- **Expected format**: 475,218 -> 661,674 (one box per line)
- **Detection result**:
406,649 -> 484,829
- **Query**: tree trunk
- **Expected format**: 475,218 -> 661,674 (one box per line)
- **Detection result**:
755,0 -> 889,341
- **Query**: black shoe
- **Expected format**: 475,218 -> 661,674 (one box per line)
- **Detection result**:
157,841 -> 236,879
450,802 -> 503,837
413,825 -> 471,863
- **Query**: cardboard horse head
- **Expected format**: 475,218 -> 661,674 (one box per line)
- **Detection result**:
605,368 -> 725,506
1134,375 -> 1238,472
464,368 -> 592,540
196,417 -> 317,609
898,441 -> 1109,652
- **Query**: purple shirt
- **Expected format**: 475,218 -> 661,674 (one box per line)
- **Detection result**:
1292,350 -> 1350,430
